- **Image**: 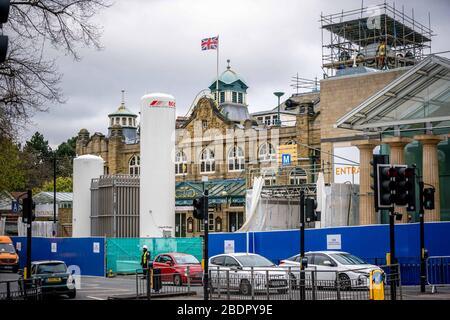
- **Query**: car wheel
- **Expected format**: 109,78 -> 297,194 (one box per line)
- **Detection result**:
67,289 -> 76,299
173,274 -> 182,286
338,273 -> 351,291
239,279 -> 252,296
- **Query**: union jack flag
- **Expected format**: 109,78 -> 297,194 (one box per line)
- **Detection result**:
201,36 -> 218,50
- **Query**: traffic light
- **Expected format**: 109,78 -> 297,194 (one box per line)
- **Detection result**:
395,166 -> 416,211
423,188 -> 435,210
305,198 -> 319,222
371,155 -> 389,211
193,196 -> 205,220
21,197 -> 36,223
377,164 -> 397,208
0,0 -> 10,63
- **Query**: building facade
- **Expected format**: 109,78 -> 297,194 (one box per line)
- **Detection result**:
76,63 -> 321,237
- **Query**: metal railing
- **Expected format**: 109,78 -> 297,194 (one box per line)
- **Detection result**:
208,265 -> 402,300
135,266 -> 199,299
426,256 -> 450,293
0,278 -> 42,301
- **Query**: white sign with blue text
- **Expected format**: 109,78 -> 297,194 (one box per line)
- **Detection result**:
326,234 -> 342,250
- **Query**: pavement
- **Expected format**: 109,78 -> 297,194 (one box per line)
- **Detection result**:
2,271 -> 450,300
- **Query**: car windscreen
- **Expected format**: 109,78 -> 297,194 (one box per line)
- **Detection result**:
174,255 -> 200,264
36,263 -> 67,274
329,253 -> 367,265
0,243 -> 16,254
235,255 -> 275,267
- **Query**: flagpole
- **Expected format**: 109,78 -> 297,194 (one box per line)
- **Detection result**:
216,35 -> 219,103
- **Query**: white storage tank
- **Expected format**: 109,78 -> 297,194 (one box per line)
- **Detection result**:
72,154 -> 104,237
140,93 -> 176,237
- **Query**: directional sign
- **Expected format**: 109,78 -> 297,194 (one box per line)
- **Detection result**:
11,200 -> 19,213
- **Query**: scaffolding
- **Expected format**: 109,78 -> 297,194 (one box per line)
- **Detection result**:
320,2 -> 433,77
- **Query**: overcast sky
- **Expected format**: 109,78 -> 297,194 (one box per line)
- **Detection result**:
23,0 -> 450,148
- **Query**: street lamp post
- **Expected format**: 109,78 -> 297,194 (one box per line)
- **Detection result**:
273,92 -> 284,126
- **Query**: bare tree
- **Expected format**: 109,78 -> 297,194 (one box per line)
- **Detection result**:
0,0 -> 111,139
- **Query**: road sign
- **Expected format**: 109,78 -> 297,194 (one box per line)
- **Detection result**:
282,153 -> 291,166
11,200 -> 19,213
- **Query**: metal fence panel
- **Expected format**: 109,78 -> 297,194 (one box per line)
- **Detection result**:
11,237 -> 106,277
106,237 -> 203,274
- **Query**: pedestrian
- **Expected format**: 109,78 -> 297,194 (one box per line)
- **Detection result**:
141,244 -> 150,279
376,40 -> 387,69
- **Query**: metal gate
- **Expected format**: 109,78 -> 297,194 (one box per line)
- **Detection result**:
91,175 -> 140,237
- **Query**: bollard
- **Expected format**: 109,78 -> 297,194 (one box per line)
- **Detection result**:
266,270 -> 270,300
217,267 -> 221,299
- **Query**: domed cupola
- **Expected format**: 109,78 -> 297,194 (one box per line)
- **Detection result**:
108,90 -> 138,143
208,60 -> 251,122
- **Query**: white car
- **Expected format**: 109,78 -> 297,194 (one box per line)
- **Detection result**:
209,253 -> 290,295
279,251 -> 382,289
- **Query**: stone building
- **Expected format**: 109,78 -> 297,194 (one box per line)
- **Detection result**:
76,62 -> 321,237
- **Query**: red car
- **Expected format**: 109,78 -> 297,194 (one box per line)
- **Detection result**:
153,252 -> 203,286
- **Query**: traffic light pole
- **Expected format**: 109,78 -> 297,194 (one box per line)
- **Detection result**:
203,188 -> 209,301
419,180 -> 426,293
26,190 -> 32,279
299,189 -> 305,301
389,206 -> 397,301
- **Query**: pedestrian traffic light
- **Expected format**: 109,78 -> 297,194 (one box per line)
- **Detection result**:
0,0 -> 10,63
371,155 -> 389,211
305,198 -> 319,222
423,187 -> 435,210
193,196 -> 205,220
377,164 -> 396,208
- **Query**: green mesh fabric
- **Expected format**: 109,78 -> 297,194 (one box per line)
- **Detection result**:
106,238 -> 203,274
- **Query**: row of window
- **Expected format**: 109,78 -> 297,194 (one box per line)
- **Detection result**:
214,91 -> 244,104
128,143 -> 305,178
257,115 -> 279,126
110,116 -> 136,127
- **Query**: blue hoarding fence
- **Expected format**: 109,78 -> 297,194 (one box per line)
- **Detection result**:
208,222 -> 450,285
12,237 -> 106,277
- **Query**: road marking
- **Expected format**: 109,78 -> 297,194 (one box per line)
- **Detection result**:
86,296 -> 105,300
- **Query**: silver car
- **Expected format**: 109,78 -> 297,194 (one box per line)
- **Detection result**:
209,253 -> 289,295
279,251 -> 382,289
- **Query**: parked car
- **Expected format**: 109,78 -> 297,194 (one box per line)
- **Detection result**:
20,260 -> 76,299
0,236 -> 19,273
153,253 -> 203,286
209,253 -> 289,295
279,251 -> 382,289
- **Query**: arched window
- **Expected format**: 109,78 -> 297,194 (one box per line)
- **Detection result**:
228,146 -> 244,171
258,143 -> 276,162
175,150 -> 188,175
200,148 -> 215,173
129,155 -> 140,175
290,168 -> 307,185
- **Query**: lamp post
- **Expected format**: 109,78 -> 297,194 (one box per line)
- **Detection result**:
273,92 -> 284,126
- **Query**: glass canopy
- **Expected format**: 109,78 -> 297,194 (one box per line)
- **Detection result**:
336,55 -> 450,136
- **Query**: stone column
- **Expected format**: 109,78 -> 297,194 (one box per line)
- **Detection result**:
414,135 -> 443,222
384,137 -> 412,223
352,140 -> 380,225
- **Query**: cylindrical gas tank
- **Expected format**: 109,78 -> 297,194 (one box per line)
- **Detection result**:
72,154 -> 104,237
139,93 -> 176,237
